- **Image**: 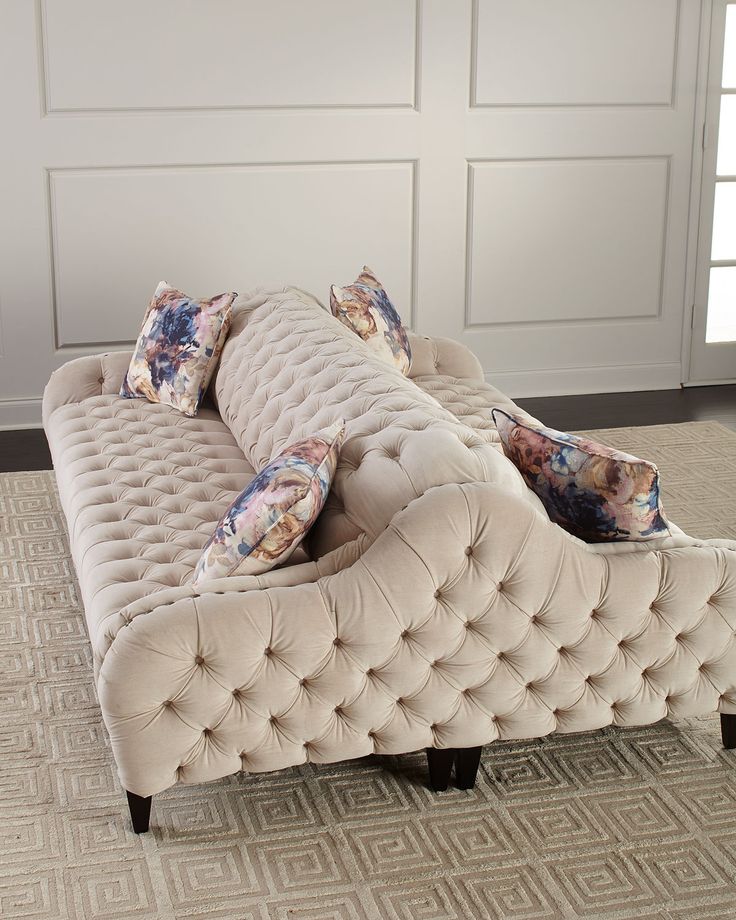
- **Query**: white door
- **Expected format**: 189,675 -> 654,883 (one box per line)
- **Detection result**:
689,0 -> 736,383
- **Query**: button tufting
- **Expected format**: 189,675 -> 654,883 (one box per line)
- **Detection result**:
334,706 -> 343,715
269,715 -> 278,724
590,609 -> 598,619
529,614 -> 538,624
400,629 -> 409,639
299,678 -> 308,687
368,730 -> 376,739
465,546 -> 473,556
203,728 -> 211,736
464,620 -> 472,630
263,647 -> 272,657
232,689 -> 241,698
97,376 -> 105,385
333,637 -> 342,648
195,655 -> 204,666
162,700 -> 173,708
433,589 -> 441,599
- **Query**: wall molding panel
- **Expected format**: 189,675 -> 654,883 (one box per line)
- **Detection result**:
48,161 -> 417,350
464,156 -> 672,329
470,0 -> 681,109
0,0 -> 704,427
39,0 -> 421,115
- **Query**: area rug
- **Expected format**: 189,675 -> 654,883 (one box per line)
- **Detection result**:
1,421 -> 735,920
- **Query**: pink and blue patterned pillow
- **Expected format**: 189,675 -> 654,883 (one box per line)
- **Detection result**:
492,409 -> 670,543
330,266 -> 412,375
192,421 -> 345,586
121,281 -> 236,417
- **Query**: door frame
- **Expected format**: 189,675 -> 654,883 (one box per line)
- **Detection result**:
685,0 -> 736,384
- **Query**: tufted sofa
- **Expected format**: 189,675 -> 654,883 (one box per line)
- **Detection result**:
43,286 -> 736,833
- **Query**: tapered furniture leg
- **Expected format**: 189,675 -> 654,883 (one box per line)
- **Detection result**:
455,746 -> 482,790
126,791 -> 152,833
426,748 -> 455,791
722,713 -> 736,750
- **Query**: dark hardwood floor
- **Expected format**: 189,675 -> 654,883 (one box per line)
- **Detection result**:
517,384 -> 736,433
0,427 -> 52,473
1,385 -> 735,474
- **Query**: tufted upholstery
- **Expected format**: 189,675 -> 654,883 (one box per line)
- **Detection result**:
44,286 -> 736,798
97,482 -> 736,797
212,288 -> 546,558
43,386 -> 308,671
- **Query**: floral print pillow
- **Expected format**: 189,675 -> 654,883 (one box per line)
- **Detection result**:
192,421 -> 345,586
121,281 -> 236,417
330,266 -> 412,375
492,409 -> 670,543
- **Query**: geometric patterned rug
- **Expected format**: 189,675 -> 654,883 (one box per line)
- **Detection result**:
1,421 -> 735,919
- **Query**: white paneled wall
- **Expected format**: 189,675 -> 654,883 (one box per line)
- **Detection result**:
0,0 -> 703,427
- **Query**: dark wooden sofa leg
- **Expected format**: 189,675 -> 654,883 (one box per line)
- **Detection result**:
722,713 -> 736,750
426,748 -> 455,791
126,791 -> 152,833
455,746 -> 482,790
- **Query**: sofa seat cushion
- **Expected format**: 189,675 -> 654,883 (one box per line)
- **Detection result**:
45,395 -> 278,666
413,373 -> 539,444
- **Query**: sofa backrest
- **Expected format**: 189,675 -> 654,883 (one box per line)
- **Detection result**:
213,286 -> 531,558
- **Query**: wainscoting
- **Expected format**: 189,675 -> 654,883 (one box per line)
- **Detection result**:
0,0 -> 706,426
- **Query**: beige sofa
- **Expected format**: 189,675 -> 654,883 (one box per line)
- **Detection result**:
43,286 -> 736,833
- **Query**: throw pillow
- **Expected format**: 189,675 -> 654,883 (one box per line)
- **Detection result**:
492,408 -> 670,542
330,266 -> 412,375
121,281 -> 236,417
192,421 -> 345,585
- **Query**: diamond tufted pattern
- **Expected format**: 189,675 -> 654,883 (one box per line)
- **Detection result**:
43,389 -> 313,669
97,481 -> 736,797
212,288 -> 544,558
44,286 -> 736,799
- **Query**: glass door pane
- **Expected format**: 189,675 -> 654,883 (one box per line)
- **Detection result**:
711,183 -> 736,258
716,95 -> 736,174
723,5 -> 736,86
706,267 -> 736,343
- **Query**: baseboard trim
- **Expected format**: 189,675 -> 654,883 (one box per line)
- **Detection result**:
488,362 -> 682,399
0,398 -> 43,430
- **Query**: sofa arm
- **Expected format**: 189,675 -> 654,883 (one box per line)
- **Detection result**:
42,351 -> 133,426
97,481 -> 736,797
408,333 -> 485,382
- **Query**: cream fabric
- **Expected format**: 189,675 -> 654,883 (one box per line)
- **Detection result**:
43,369 -> 309,670
97,482 -> 736,797
43,286 -> 736,798
213,288 -> 542,558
